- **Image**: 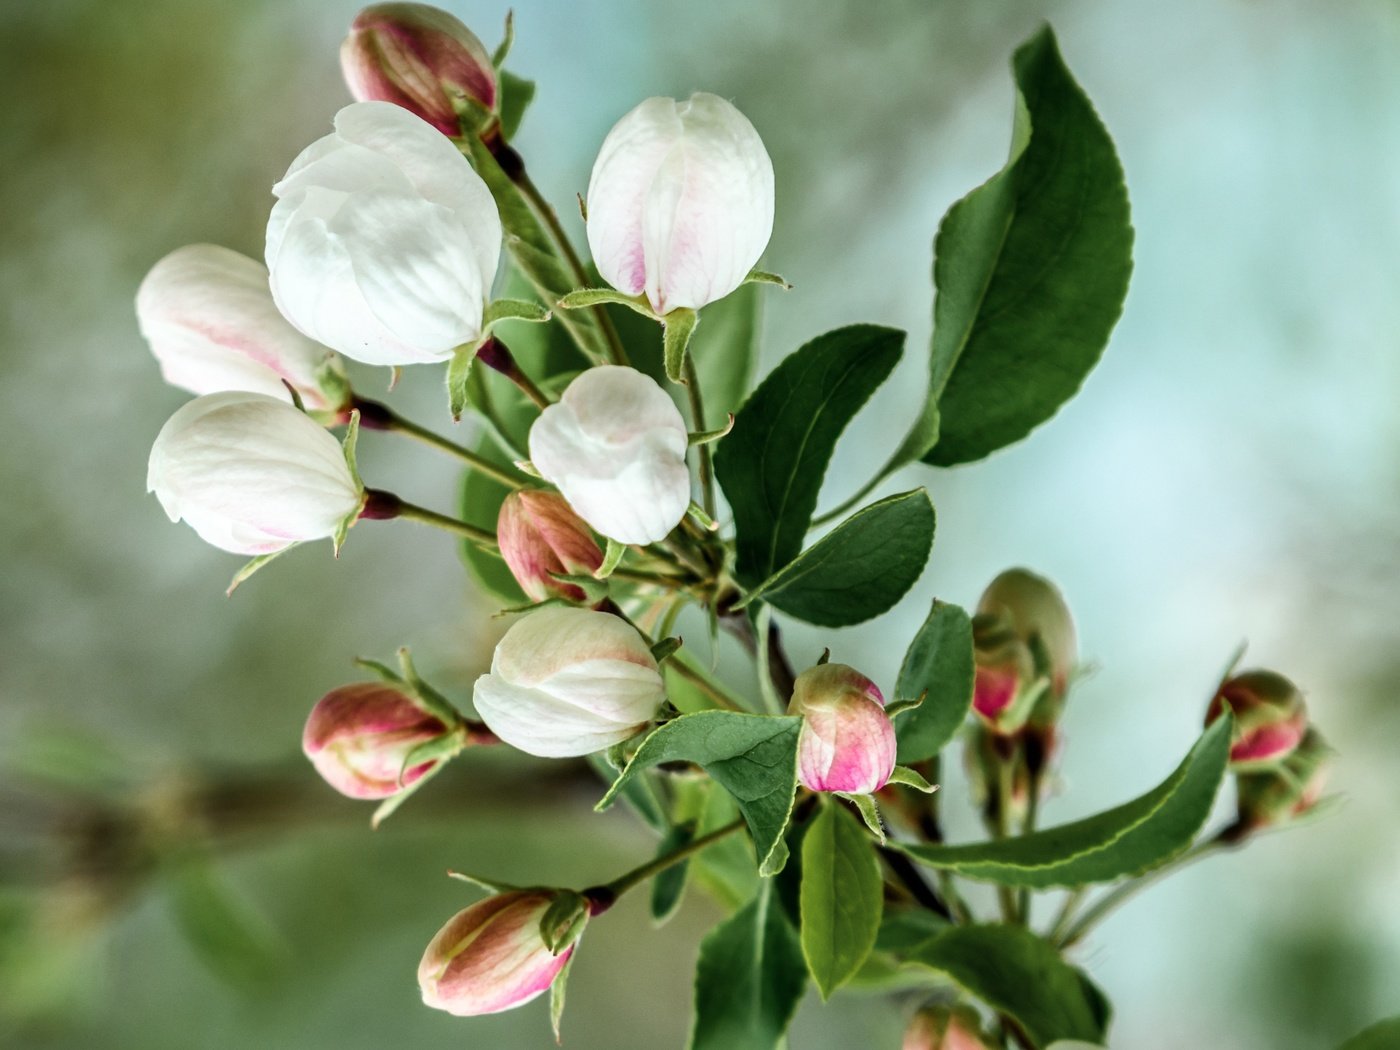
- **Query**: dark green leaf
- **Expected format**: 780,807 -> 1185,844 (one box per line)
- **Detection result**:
907,924 -> 1108,1046
900,718 -> 1232,888
585,753 -> 667,833
873,907 -> 949,956
458,433 -> 526,605
894,600 -> 975,763
689,781 -> 762,910
1338,1018 -> 1400,1050
716,325 -> 904,585
497,70 -> 535,141
923,26 -> 1133,466
740,489 -> 934,627
597,712 -> 802,877
690,881 -> 807,1050
650,821 -> 697,925
799,802 -> 883,998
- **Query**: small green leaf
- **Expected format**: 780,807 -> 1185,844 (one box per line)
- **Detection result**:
491,10 -> 514,68
738,490 -> 934,627
538,892 -> 589,955
1338,1017 -> 1400,1050
549,952 -> 573,1044
689,414 -> 735,446
226,549 -> 292,596
597,712 -> 802,877
446,344 -> 478,422
370,759 -> 448,828
594,537 -> 626,579
585,753 -> 668,833
893,600 -> 975,763
888,765 -> 937,793
650,821 -> 698,925
716,325 -> 905,586
166,857 -> 284,989
744,269 -> 791,289
557,286 -> 655,316
900,717 -> 1233,888
483,297 -> 550,328
921,26 -> 1133,466
906,924 -> 1109,1046
837,792 -> 886,843
799,803 -> 882,999
458,434 -> 527,604
445,870 -> 520,893
690,880 -> 807,1050
497,70 -> 535,141
664,308 -> 699,384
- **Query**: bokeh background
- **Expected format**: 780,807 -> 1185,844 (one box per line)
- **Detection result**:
4,0 -> 1399,1047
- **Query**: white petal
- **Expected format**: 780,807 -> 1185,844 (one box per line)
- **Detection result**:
472,674 -> 645,758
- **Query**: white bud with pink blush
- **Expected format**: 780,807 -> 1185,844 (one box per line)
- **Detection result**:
136,244 -> 349,413
586,92 -> 774,315
146,391 -> 364,555
302,681 -> 453,799
788,663 -> 896,795
528,366 -> 690,545
472,606 -> 666,758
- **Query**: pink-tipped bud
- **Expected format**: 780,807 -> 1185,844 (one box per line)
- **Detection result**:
418,890 -> 574,1016
971,568 -> 1076,735
497,490 -> 605,602
903,1005 -> 995,1050
1236,727 -> 1333,831
341,4 -> 497,136
302,682 -> 453,799
1206,669 -> 1308,768
788,663 -> 896,795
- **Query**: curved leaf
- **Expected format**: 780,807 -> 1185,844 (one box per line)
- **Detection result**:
1339,1018 -> 1400,1050
799,802 -> 883,998
900,717 -> 1232,888
923,26 -> 1133,466
597,712 -> 802,877
716,325 -> 904,585
907,924 -> 1108,1047
740,489 -> 935,627
894,600 -> 975,762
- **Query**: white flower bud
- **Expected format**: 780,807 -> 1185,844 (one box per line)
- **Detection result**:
528,366 -> 690,545
146,391 -> 364,555
472,606 -> 665,758
136,244 -> 349,413
586,92 -> 774,315
266,101 -> 502,367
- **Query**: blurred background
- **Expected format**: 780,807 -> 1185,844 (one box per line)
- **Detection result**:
3,0 -> 1399,1046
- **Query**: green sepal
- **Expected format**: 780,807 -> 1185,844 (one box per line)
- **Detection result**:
483,297 -> 551,328
836,792 -> 887,844
514,459 -> 545,479
550,952 -> 574,1045
396,647 -> 467,726
744,269 -> 792,290
883,695 -> 925,720
594,537 -> 626,579
539,891 -> 590,955
395,731 -> 464,790
445,870 -> 520,893
687,500 -> 720,532
447,346 -> 476,422
888,765 -> 938,793
370,759 -> 448,828
497,71 -> 535,142
557,287 -> 656,318
545,573 -> 610,604
688,414 -> 735,446
491,10 -> 514,68
663,307 -> 699,384
226,549 -> 293,596
650,637 -> 682,664
333,409 -> 367,555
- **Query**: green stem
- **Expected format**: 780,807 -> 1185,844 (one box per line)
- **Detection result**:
1058,833 -> 1234,948
1015,770 -> 1041,924
992,758 -> 1018,923
683,355 -> 717,520
510,167 -> 629,367
363,491 -> 496,548
1046,887 -> 1086,944
354,398 -> 523,488
593,818 -> 745,902
608,568 -> 701,594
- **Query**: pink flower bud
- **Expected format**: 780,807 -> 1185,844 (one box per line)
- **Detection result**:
497,490 -> 604,602
788,663 -> 896,795
1236,727 -> 1333,830
1205,669 -> 1308,768
302,682 -> 452,799
904,1006 -> 995,1050
340,3 -> 497,136
971,568 -> 1076,734
418,890 -> 574,1016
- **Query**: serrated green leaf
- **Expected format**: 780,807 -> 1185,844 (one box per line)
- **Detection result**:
921,26 -> 1133,467
894,600 -> 975,763
738,489 -> 934,627
1338,1017 -> 1400,1050
497,69 -> 534,141
907,924 -> 1108,1046
799,802 -> 883,998
690,880 -> 807,1050
597,712 -> 802,877
900,717 -> 1233,888
715,325 -> 904,586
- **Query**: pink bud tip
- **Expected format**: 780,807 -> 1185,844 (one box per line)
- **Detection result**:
302,682 -> 451,799
789,664 -> 896,795
1206,669 -> 1308,768
497,490 -> 604,603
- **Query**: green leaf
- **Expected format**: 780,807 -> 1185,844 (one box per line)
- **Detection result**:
458,433 -> 527,605
799,802 -> 883,998
888,765 -> 937,793
595,537 -> 626,579
585,753 -> 667,833
597,712 -> 802,877
873,907 -> 949,956
497,70 -> 535,141
225,549 -> 291,596
557,286 -> 654,316
690,880 -> 807,1050
715,324 -> 904,585
664,307 -> 699,384
900,717 -> 1233,888
744,269 -> 791,289
738,489 -> 934,627
166,858 -> 284,989
921,26 -> 1133,467
893,600 -> 975,763
906,924 -> 1108,1047
550,952 -> 574,1044
446,344 -> 477,422
650,821 -> 697,925
690,781 -> 762,910
1338,1017 -> 1400,1050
